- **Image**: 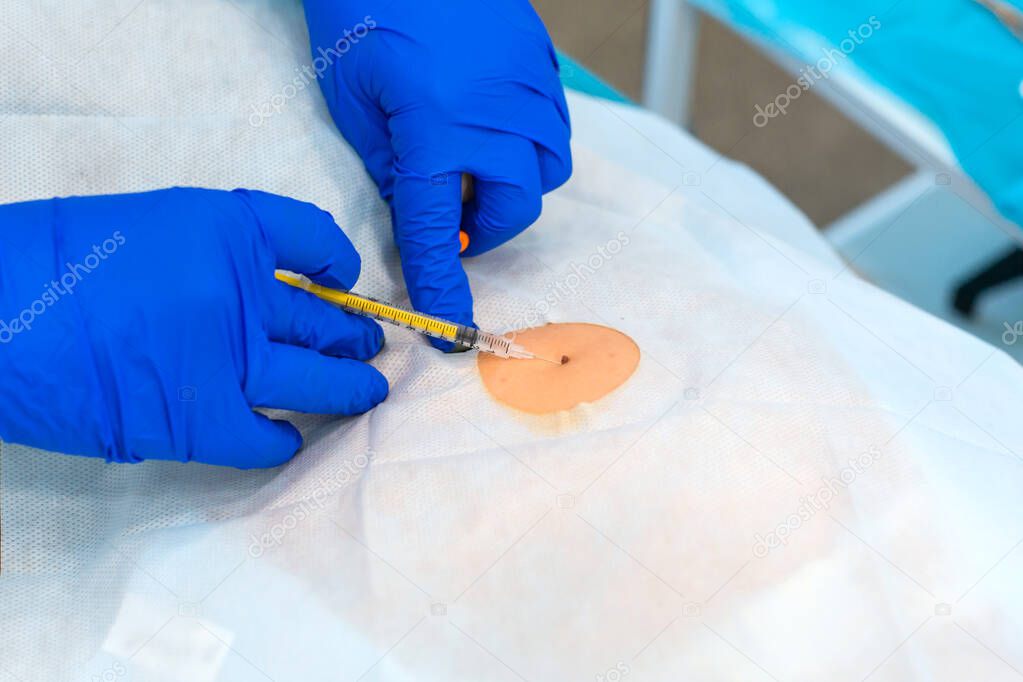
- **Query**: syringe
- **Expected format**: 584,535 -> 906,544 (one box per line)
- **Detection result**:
275,272 -> 564,364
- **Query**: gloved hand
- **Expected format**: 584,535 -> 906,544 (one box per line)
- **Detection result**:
0,188 -> 388,468
302,0 -> 573,345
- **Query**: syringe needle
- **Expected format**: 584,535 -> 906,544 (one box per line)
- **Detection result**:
532,353 -> 566,365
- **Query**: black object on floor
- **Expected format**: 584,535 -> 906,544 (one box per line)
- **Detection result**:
953,246 -> 1023,317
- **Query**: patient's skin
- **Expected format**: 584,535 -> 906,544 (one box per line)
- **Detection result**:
478,323 -> 640,414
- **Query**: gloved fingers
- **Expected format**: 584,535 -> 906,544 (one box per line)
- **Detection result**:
522,48 -> 573,149
321,74 -> 396,194
457,77 -> 571,195
452,89 -> 570,202
246,342 -> 389,414
460,134 -> 543,257
509,86 -> 572,193
233,189 -> 362,290
302,2 -> 396,192
536,120 -> 573,195
391,167 -> 475,347
196,411 -> 303,470
549,55 -> 573,131
266,280 -> 384,360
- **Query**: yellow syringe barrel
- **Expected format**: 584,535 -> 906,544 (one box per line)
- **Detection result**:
275,271 -> 465,343
274,271 -> 541,361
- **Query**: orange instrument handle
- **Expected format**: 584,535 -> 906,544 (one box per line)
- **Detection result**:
459,173 -> 474,254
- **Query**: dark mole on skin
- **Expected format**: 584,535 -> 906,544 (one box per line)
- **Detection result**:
561,355 -> 570,365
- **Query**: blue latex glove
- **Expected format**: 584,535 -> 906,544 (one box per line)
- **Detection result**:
0,188 -> 388,468
303,0 -> 573,345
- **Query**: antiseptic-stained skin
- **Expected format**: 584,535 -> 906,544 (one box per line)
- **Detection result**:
477,323 -> 640,414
